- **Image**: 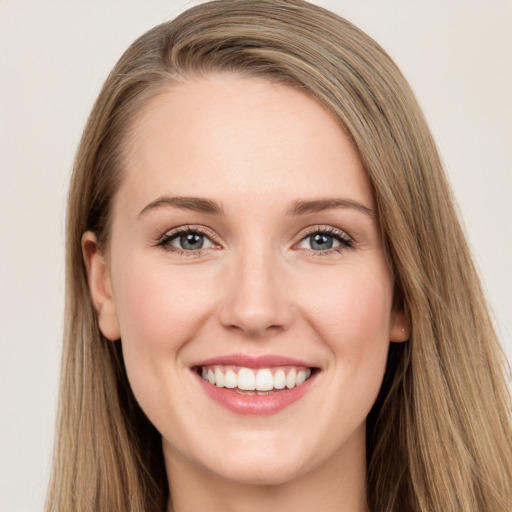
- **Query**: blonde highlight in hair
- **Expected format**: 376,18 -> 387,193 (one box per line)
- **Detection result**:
47,1 -> 512,510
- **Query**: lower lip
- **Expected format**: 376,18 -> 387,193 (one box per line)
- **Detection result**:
194,371 -> 317,416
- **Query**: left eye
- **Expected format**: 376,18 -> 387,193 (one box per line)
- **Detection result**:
164,231 -> 214,251
298,231 -> 349,251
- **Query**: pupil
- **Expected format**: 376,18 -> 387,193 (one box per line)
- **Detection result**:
311,233 -> 333,250
180,233 -> 203,250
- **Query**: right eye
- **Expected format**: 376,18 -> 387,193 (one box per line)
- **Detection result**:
157,227 -> 215,254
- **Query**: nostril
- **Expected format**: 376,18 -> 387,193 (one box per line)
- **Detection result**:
224,322 -> 285,338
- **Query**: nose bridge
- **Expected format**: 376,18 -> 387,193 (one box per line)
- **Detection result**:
218,237 -> 291,336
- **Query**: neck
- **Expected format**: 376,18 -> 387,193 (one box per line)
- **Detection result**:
164,435 -> 368,512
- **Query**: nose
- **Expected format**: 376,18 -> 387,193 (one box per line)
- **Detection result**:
217,245 -> 294,338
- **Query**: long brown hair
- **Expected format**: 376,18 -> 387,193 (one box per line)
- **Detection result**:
46,1 -> 512,510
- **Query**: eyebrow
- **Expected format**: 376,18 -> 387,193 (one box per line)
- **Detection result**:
138,196 -> 225,217
287,198 -> 375,217
137,195 -> 375,218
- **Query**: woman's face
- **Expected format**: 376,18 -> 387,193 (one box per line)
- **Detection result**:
85,75 -> 407,486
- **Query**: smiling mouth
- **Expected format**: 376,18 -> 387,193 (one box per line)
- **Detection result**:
194,365 -> 318,394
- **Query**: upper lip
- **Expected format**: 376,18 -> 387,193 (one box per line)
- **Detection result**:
192,353 -> 315,369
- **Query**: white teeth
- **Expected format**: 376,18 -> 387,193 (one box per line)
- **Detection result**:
296,370 -> 306,386
214,368 -> 225,388
255,369 -> 274,391
200,365 -> 313,391
274,369 -> 286,389
286,369 -> 296,389
224,369 -> 237,388
238,368 -> 256,390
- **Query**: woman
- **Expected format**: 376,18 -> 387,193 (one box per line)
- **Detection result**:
46,1 -> 512,510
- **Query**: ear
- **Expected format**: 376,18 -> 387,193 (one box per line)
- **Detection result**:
82,231 -> 121,341
389,298 -> 410,343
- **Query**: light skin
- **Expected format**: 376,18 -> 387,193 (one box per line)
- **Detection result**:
83,75 -> 408,512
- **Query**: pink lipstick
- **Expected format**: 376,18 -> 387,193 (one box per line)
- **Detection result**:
192,354 -> 319,415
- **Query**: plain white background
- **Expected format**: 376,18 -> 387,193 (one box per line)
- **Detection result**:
1,1 -> 511,510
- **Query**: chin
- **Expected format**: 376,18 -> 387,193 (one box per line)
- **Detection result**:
211,458 -> 305,486
197,439 -> 313,486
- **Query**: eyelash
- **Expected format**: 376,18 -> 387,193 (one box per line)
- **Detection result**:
156,225 -> 354,256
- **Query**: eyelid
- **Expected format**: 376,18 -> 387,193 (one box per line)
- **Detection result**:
297,225 -> 352,241
158,224 -> 217,241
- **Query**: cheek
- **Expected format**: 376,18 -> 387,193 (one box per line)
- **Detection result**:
301,262 -> 392,338
110,256 -> 217,405
337,279 -> 391,347
113,259 -> 212,350
299,265 -> 392,389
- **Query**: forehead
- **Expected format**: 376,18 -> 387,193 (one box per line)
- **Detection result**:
116,74 -> 374,215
